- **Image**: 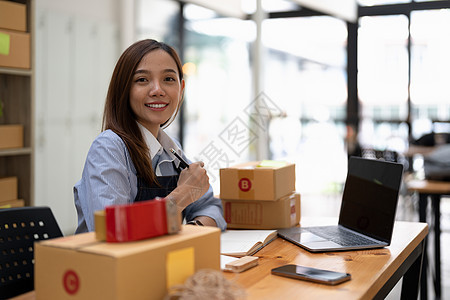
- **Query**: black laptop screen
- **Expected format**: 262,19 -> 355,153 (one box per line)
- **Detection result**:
338,157 -> 403,243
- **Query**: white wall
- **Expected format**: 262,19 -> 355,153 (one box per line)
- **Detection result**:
34,0 -> 121,235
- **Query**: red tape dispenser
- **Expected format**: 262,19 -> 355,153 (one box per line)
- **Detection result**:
102,198 -> 180,242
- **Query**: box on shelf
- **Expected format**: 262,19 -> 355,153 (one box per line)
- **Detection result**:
222,192 -> 301,229
35,226 -> 220,300
0,125 -> 23,149
0,199 -> 24,209
0,29 -> 30,69
220,161 -> 295,201
0,176 -> 18,202
0,0 -> 26,32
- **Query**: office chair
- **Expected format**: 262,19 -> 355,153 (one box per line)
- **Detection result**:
0,206 -> 63,299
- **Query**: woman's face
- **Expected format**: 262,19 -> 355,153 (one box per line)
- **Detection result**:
130,49 -> 184,136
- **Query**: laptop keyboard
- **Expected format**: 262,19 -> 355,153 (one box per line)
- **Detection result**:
306,226 -> 380,247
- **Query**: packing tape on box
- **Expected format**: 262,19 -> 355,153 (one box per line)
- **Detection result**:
237,169 -> 255,199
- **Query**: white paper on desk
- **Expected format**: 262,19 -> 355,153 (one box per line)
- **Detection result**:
220,230 -> 277,256
220,255 -> 239,270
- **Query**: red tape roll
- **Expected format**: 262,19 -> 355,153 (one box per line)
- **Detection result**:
105,199 -> 169,242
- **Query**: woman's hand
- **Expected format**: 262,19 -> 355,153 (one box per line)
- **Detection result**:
168,161 -> 210,211
178,161 -> 210,198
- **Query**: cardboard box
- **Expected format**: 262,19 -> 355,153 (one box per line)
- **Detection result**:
0,176 -> 18,202
0,125 -> 24,149
222,192 -> 301,229
0,199 -> 24,208
0,0 -> 26,32
0,30 -> 30,69
220,161 -> 295,201
35,226 -> 220,300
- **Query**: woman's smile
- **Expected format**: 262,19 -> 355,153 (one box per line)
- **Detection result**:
145,102 -> 169,111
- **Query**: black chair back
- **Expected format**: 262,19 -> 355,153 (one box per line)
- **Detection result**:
0,206 -> 63,299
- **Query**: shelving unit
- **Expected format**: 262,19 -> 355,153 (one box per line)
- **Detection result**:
0,0 -> 34,206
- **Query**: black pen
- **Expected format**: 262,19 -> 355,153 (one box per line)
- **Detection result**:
169,148 -> 189,169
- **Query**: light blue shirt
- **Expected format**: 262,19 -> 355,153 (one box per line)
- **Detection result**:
74,128 -> 226,233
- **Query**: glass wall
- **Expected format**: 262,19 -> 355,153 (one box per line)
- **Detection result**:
182,4 -> 253,191
263,16 -> 348,194
136,1 -> 253,193
136,0 -> 181,139
410,8 -> 450,139
358,4 -> 450,158
358,15 -> 410,154
135,0 -> 450,195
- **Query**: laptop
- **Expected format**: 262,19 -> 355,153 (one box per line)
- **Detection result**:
277,156 -> 404,252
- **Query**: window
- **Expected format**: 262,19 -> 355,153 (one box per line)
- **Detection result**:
410,9 -> 450,139
135,0 -> 181,139
182,4 -> 253,191
263,16 -> 348,194
358,15 -> 410,153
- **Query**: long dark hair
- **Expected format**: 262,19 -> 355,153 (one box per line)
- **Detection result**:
102,39 -> 184,187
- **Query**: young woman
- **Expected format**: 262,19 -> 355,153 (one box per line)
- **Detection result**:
74,39 -> 226,233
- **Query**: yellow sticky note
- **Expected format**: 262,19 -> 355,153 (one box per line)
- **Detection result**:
166,247 -> 195,289
0,33 -> 10,55
257,160 -> 287,168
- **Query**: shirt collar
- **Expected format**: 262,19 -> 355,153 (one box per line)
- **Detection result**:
138,123 -> 163,160
137,122 -> 182,160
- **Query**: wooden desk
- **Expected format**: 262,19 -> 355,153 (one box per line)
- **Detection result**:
10,221 -> 428,300
407,179 -> 450,300
224,221 -> 428,300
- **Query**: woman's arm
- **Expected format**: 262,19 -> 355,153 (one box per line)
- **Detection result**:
74,131 -> 136,232
182,185 -> 227,230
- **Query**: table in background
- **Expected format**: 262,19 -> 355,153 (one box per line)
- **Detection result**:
224,220 -> 428,300
407,179 -> 450,300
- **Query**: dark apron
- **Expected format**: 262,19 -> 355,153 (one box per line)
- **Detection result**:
134,161 -> 182,202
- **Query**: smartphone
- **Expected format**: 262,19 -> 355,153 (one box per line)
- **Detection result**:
271,264 -> 351,285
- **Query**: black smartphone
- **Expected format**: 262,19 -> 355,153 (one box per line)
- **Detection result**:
271,264 -> 351,285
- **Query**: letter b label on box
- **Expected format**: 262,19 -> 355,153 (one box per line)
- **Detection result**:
239,178 -> 252,192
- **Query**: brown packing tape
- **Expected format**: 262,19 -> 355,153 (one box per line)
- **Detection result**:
237,169 -> 255,199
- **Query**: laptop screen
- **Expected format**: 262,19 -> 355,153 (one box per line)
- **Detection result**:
338,157 -> 404,243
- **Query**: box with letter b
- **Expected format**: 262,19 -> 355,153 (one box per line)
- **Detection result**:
220,161 -> 300,229
220,160 -> 295,201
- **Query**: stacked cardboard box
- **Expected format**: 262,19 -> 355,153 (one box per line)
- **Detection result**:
0,0 -> 30,69
220,161 -> 300,229
0,176 -> 24,208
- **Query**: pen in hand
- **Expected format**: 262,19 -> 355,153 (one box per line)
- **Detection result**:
170,148 -> 190,169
